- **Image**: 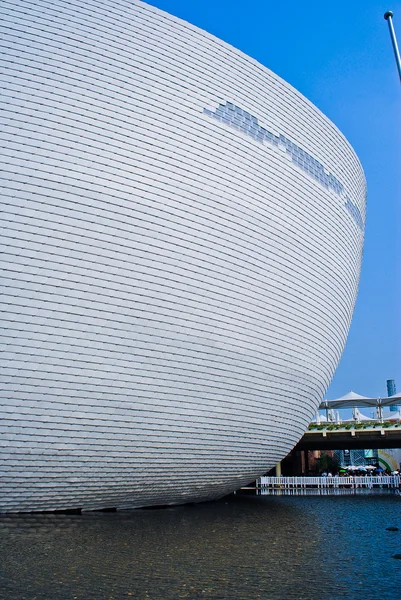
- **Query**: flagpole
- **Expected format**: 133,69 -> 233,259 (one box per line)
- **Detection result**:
384,11 -> 401,83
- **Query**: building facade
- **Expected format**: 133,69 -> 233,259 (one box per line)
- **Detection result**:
387,380 -> 397,412
387,380 -> 396,397
0,0 -> 366,511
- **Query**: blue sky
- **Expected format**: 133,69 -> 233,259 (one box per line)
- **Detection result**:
148,0 -> 401,400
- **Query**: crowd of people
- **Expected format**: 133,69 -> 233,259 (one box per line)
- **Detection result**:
320,468 -> 400,477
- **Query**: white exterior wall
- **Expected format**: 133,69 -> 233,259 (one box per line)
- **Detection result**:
0,0 -> 366,512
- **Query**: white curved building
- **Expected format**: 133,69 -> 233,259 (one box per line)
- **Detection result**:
0,0 -> 365,512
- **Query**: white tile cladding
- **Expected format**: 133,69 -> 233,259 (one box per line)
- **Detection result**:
0,0 -> 365,512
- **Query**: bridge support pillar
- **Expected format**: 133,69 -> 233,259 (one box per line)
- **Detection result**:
275,461 -> 282,477
302,450 -> 309,475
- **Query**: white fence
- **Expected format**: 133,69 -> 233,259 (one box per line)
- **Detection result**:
258,476 -> 401,490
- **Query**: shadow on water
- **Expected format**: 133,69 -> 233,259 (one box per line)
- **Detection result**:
1,494 -> 401,599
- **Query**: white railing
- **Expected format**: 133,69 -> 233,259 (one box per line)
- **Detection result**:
258,476 -> 401,490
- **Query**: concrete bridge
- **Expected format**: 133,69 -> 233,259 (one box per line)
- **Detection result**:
270,422 -> 401,477
295,423 -> 401,451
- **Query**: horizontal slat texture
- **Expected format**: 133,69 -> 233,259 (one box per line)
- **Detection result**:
0,0 -> 365,512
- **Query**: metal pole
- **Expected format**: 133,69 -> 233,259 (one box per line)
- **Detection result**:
384,11 -> 401,83
377,397 -> 383,423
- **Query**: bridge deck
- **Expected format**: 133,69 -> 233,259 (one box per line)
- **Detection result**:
296,424 -> 401,450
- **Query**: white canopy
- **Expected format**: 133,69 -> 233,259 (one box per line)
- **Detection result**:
311,412 -> 330,423
382,409 -> 401,420
319,390 -> 378,409
333,391 -> 373,402
344,411 -> 373,422
381,391 -> 401,407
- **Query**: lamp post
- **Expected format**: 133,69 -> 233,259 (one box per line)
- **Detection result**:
384,11 -> 401,83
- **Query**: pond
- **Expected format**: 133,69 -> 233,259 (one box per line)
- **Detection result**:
1,494 -> 400,599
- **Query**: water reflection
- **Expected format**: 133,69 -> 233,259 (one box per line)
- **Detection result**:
0,494 -> 400,599
260,488 -> 400,496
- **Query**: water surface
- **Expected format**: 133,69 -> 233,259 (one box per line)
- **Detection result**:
1,494 -> 400,599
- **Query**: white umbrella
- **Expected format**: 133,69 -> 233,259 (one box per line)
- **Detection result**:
321,391 -> 378,410
382,409 -> 401,420
312,412 -> 329,422
344,409 -> 373,422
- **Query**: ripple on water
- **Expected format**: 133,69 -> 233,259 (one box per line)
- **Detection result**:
0,494 -> 400,600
